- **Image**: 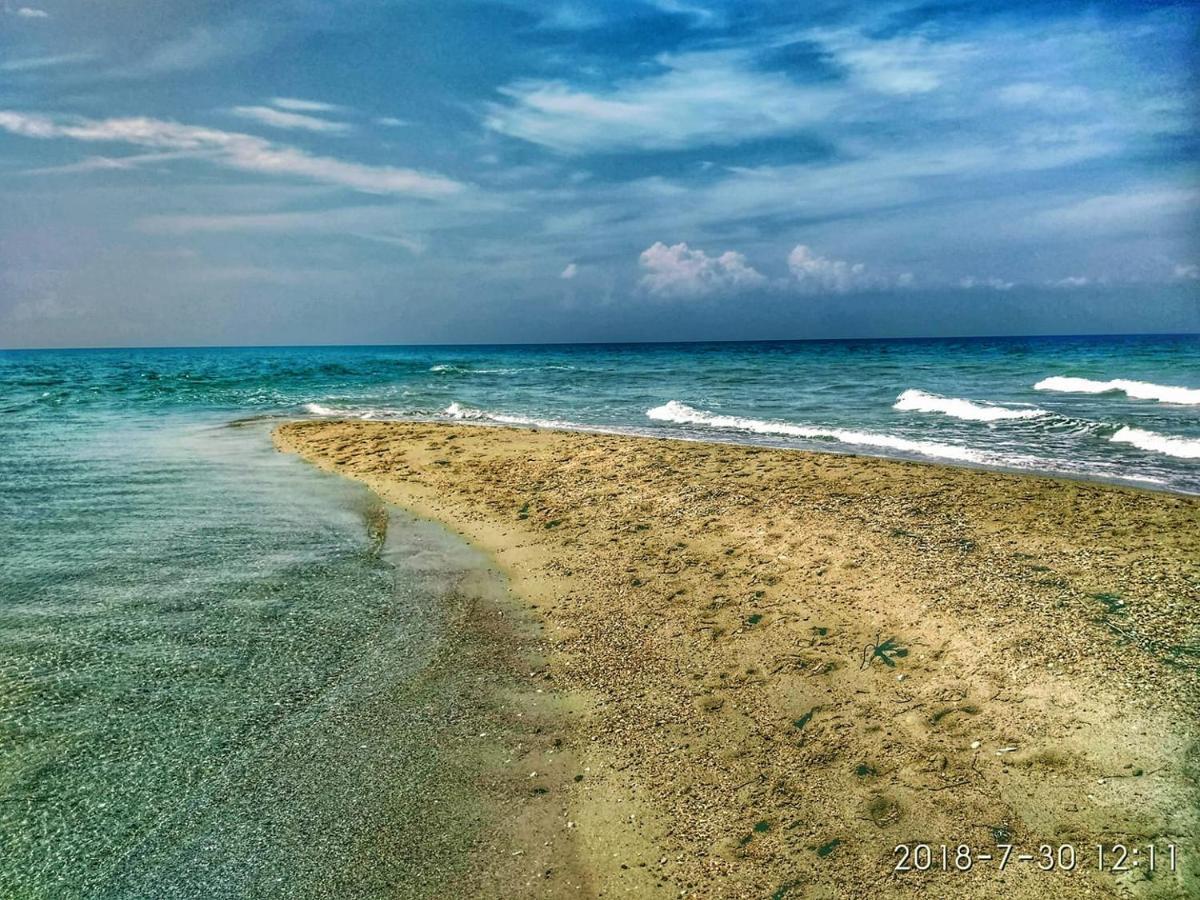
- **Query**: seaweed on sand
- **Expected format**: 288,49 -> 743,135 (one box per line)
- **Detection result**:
860,633 -> 908,669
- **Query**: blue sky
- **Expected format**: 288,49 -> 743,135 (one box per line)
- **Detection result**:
1,0 -> 1197,347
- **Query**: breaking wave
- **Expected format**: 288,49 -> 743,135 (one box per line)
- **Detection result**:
442,402 -> 584,430
302,402 -> 397,420
1109,427 -> 1200,459
1035,377 -> 1200,405
894,389 -> 1047,422
646,401 -> 987,463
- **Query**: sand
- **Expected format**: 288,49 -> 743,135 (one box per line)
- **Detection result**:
274,420 -> 1199,899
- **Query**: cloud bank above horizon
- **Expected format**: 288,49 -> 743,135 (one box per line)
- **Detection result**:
0,0 -> 1196,347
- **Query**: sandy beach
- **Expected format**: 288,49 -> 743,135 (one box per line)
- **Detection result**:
275,420 -> 1198,899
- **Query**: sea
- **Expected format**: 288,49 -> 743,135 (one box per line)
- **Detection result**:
1,334 -> 1197,896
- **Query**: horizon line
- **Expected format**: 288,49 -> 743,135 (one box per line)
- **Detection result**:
2,330 -> 1198,354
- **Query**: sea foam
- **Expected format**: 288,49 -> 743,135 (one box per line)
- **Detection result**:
303,402 -> 390,420
1035,377 -> 1200,405
647,401 -> 986,463
443,401 -> 579,430
1110,427 -> 1200,459
894,389 -> 1046,421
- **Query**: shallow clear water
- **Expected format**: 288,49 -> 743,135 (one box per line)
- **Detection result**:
0,335 -> 1197,895
0,411 -> 502,897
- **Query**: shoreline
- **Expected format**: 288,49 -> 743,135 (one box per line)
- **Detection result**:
311,412 -> 1200,499
275,419 -> 1199,898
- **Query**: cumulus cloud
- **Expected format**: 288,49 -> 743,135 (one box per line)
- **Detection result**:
786,245 -> 887,293
0,110 -> 462,196
230,105 -> 350,134
560,263 -> 578,280
14,6 -> 49,18
1174,263 -> 1199,281
959,276 -> 1015,291
1050,275 -> 1090,287
638,241 -> 766,299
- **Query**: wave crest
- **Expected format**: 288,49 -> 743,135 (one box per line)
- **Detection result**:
443,402 -> 578,430
894,389 -> 1046,422
1110,427 -> 1200,459
303,402 -> 393,420
647,401 -> 986,463
1035,376 -> 1200,405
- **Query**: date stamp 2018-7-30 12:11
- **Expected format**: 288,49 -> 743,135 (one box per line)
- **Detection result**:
893,842 -> 1180,875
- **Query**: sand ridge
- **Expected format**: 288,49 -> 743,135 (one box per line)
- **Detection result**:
275,420 -> 1198,899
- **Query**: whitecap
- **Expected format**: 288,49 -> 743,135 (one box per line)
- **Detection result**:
1035,376 -> 1200,405
1109,427 -> 1200,459
443,402 -> 578,430
647,400 -> 986,463
303,402 -> 391,420
893,389 -> 1047,422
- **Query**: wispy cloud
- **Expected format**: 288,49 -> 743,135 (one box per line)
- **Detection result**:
229,105 -> 350,134
807,28 -> 973,95
0,110 -> 463,196
270,97 -> 345,113
560,262 -> 578,279
0,52 -> 97,73
123,21 -> 268,76
1036,188 -> 1200,233
486,49 -> 836,153
11,6 -> 50,19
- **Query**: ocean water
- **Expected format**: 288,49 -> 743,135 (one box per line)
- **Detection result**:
5,335 -> 1195,493
1,335 -> 1198,895
0,411 -> 508,896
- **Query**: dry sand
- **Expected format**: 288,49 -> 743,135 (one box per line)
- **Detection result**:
275,420 -> 1198,899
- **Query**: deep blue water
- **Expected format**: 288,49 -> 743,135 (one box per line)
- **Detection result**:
0,335 -> 1198,896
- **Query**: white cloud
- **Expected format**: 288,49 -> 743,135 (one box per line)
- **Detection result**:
1173,263 -> 1199,281
997,82 -> 1092,110
130,23 -> 266,75
786,245 -> 886,293
638,241 -> 766,298
486,50 -> 835,153
959,276 -> 1015,291
1050,275 -> 1090,287
375,116 -> 407,127
230,105 -> 350,134
560,262 -> 578,279
271,97 -> 344,113
808,28 -> 973,95
1037,187 -> 1200,232
0,110 -> 463,197
15,6 -> 50,18
0,52 -> 97,73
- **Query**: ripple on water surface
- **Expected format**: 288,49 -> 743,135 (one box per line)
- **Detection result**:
0,419 -> 508,899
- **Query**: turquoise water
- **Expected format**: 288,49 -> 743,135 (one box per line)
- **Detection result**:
0,413 -> 506,897
0,335 -> 1198,895
5,336 -> 1196,490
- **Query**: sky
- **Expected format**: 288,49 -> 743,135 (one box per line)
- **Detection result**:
0,0 -> 1197,348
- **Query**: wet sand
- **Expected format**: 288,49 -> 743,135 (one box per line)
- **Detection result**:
275,420 -> 1199,899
